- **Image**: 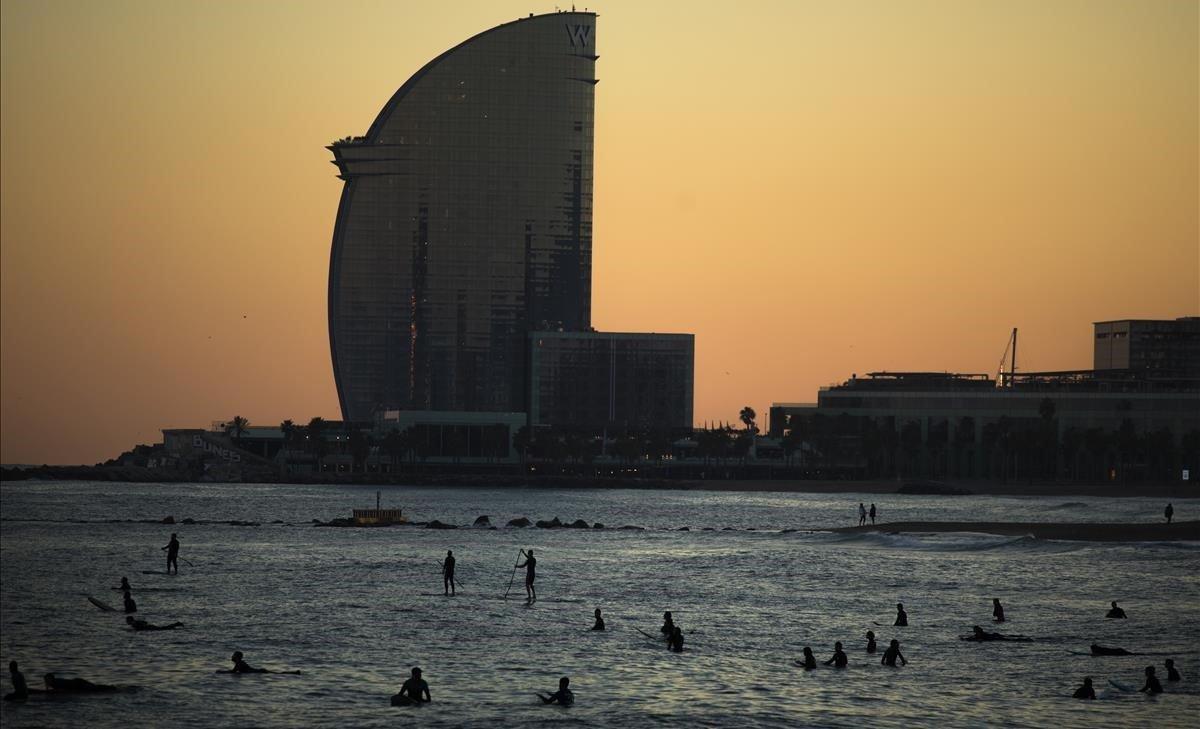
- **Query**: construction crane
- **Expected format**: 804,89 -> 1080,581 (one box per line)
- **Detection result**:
996,328 -> 1017,388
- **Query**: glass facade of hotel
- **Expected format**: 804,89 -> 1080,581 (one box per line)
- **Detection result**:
328,13 -> 597,421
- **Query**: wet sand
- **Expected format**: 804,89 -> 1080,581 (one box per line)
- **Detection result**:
832,520 -> 1200,542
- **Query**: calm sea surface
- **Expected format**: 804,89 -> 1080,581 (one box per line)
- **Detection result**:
1,481 -> 1197,728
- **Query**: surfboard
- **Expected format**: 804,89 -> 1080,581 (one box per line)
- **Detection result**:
88,596 -> 116,612
141,570 -> 175,575
1108,679 -> 1137,693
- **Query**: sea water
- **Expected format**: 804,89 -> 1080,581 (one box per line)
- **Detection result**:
1,481 -> 1196,728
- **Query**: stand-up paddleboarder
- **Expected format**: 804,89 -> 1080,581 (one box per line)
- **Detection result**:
162,533 -> 180,574
515,549 -> 537,602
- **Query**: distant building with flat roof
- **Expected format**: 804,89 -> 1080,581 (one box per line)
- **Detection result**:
1094,317 -> 1200,376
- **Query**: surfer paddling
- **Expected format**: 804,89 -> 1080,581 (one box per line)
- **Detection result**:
515,549 -> 536,602
391,667 -> 431,706
1090,644 -> 1133,656
126,616 -> 183,631
222,651 -> 298,674
43,674 -> 119,693
537,676 -> 574,705
162,533 -> 180,575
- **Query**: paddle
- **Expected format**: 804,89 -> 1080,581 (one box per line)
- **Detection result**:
503,549 -> 526,600
438,560 -> 465,589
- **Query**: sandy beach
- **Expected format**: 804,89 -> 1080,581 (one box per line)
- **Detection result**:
832,520 -> 1200,542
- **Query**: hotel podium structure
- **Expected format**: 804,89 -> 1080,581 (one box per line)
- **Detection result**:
328,12 -> 693,434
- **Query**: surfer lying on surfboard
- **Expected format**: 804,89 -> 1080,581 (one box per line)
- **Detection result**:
43,673 -> 120,693
126,616 -> 183,631
217,651 -> 301,675
1091,644 -> 1134,656
960,626 -> 1032,642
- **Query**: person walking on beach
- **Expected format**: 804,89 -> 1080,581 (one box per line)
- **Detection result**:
993,598 -> 1005,623
1106,601 -> 1127,619
516,549 -> 536,602
162,533 -> 180,574
442,550 -> 456,596
881,639 -> 907,667
869,503 -> 876,525
858,503 -> 867,527
1072,677 -> 1095,699
894,603 -> 908,626
865,630 -> 877,653
1164,503 -> 1173,524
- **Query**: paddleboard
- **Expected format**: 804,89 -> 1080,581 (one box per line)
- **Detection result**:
88,596 -> 116,612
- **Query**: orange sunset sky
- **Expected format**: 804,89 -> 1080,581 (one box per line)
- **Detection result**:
2,0 -> 1197,465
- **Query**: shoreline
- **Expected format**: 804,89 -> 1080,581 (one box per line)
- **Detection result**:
831,520 -> 1199,542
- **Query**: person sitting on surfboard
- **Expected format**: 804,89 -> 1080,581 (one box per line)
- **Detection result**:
823,642 -> 848,668
591,608 -> 605,631
538,676 -> 574,705
126,616 -> 183,631
894,603 -> 908,626
122,591 -> 137,614
1165,659 -> 1181,682
442,550 -> 456,596
668,626 -> 684,653
1091,644 -> 1133,656
162,533 -> 180,575
1140,665 -> 1163,694
881,639 -> 907,667
391,666 -> 431,705
5,661 -> 29,701
515,550 -> 536,602
1105,601 -> 1127,619
865,630 -> 877,653
1072,677 -> 1095,699
43,674 -> 118,693
992,598 -> 1005,623
229,651 -> 269,674
798,647 -> 816,670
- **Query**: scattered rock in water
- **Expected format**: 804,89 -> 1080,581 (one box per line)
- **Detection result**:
271,519 -> 284,524
618,525 -> 644,531
426,520 -> 457,530
781,528 -> 797,533
568,519 -> 589,529
162,515 -> 175,524
473,515 -> 491,527
314,517 -> 355,528
702,527 -> 715,531
508,517 -> 532,528
677,526 -> 690,531
181,518 -> 196,525
592,522 -> 605,529
535,517 -> 563,529
229,520 -> 261,527
722,527 -> 735,531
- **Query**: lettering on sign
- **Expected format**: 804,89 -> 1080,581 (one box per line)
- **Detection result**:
192,435 -> 243,462
566,24 -> 591,47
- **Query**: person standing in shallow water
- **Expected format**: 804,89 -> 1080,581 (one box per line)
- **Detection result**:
6,661 -> 28,701
799,647 -> 816,670
538,676 -> 574,705
993,598 -> 1005,623
660,611 -> 675,638
894,603 -> 908,626
162,533 -> 180,574
515,549 -> 536,602
824,642 -> 848,668
591,608 -> 605,631
1164,659 -> 1181,682
858,503 -> 867,527
1164,503 -> 1173,524
1072,677 -> 1095,699
1106,601 -> 1127,619
869,503 -> 876,525
1140,665 -> 1163,694
865,630 -> 877,653
881,639 -> 907,667
442,550 -> 456,596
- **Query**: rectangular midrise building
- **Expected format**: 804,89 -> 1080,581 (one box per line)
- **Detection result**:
1094,317 -> 1200,376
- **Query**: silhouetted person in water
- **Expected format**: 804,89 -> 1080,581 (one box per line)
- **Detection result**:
123,591 -> 137,614
117,577 -> 131,592
5,661 -> 28,701
162,533 -> 180,574
824,642 -> 847,668
43,674 -> 117,693
858,503 -> 867,526
1165,659 -> 1181,682
1140,665 -> 1163,694
1164,503 -> 1173,524
443,550 -> 456,596
660,611 -> 675,638
965,625 -> 1005,641
230,651 -> 269,674
1073,677 -> 1095,699
993,598 -> 1005,623
515,550 -> 536,602
126,616 -> 183,631
869,503 -> 876,525
668,626 -> 684,653
1106,601 -> 1127,619
799,647 -> 816,670
1091,644 -> 1132,656
392,666 -> 431,705
591,608 -> 605,631
881,639 -> 907,666
894,603 -> 908,626
538,676 -> 574,705
865,630 -> 877,654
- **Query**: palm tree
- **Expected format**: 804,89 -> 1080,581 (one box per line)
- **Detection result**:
306,417 -> 328,464
739,406 -> 758,434
228,415 -> 249,439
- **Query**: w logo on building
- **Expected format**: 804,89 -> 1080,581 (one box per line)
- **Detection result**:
565,23 -> 592,47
